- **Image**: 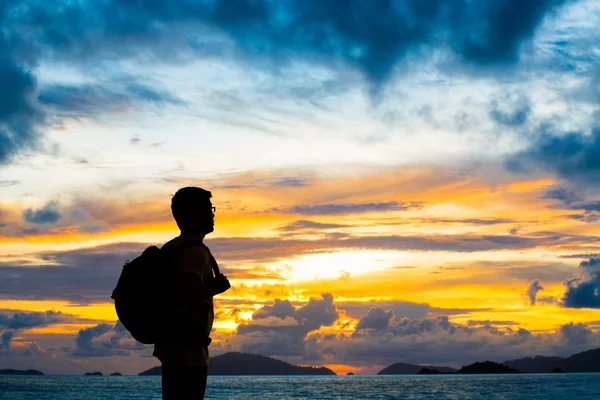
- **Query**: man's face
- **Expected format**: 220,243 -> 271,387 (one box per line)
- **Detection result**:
200,201 -> 215,234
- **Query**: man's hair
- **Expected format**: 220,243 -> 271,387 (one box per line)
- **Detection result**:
171,186 -> 212,231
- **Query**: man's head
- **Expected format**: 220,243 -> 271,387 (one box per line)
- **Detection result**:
171,187 -> 214,235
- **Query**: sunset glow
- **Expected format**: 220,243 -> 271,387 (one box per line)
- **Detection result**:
1,0 -> 600,376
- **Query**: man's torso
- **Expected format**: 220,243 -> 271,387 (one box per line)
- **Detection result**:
153,234 -> 215,367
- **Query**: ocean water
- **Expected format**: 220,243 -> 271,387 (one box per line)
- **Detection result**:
2,374 -> 600,400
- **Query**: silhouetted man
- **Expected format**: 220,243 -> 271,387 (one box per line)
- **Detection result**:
154,187 -> 231,399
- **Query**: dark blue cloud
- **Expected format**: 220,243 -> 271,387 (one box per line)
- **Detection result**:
22,0 -> 567,81
542,187 -> 582,205
22,201 -> 61,224
0,34 -> 43,164
38,81 -> 182,116
452,0 -> 568,65
562,258 -> 600,309
0,0 -> 573,162
567,213 -> 600,223
539,187 -> 600,222
506,125 -> 600,183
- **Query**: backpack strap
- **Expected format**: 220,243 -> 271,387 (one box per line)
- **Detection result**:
183,240 -> 221,276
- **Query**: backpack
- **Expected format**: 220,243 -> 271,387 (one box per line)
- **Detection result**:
110,240 -> 220,345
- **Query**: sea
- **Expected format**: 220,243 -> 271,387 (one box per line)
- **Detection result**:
1,374 -> 600,400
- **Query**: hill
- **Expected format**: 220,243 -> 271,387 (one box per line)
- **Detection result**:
139,352 -> 336,376
458,361 -> 520,374
378,362 -> 456,375
504,348 -> 600,373
418,367 -> 446,374
0,369 -> 44,375
563,348 -> 600,372
503,356 -> 566,373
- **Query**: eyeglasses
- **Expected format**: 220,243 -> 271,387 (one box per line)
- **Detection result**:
211,206 -> 216,213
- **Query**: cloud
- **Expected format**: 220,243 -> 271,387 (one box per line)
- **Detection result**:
489,94 -> 531,127
559,322 -> 591,345
467,320 -> 520,327
207,231 -> 588,262
230,294 -> 339,357
253,299 -> 297,320
559,253 -> 600,259
0,31 -> 44,164
562,258 -> 600,308
277,220 -> 349,232
506,124 -> 600,183
313,316 -> 600,368
72,321 -> 138,358
542,187 -> 583,205
338,300 -> 432,321
0,242 -> 144,302
540,188 -> 600,222
16,0 -> 566,81
22,201 -> 61,224
268,177 -> 308,188
526,279 -> 544,305
0,311 -> 66,330
285,201 -> 424,215
0,0 -> 570,162
0,229 -> 594,303
38,80 -> 182,117
418,217 -> 517,226
0,180 -> 19,187
353,307 -> 394,333
0,311 -> 69,356
0,331 -> 14,352
21,343 -> 44,357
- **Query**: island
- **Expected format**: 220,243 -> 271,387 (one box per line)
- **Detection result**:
140,352 -> 336,375
504,348 -> 600,373
84,372 -> 103,376
0,369 -> 44,375
418,367 -> 446,374
347,372 -> 355,376
457,361 -> 520,374
378,362 -> 456,375
110,372 -> 123,376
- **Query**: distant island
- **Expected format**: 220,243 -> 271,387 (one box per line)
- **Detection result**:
139,352 -> 336,376
5,347 -> 600,376
0,369 -> 44,375
378,362 -> 456,375
418,367 -> 446,374
504,348 -> 600,373
457,361 -> 520,374
378,347 -> 600,374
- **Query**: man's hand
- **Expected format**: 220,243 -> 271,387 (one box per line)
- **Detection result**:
213,273 -> 231,296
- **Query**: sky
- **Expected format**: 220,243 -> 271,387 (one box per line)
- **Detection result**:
1,0 -> 600,376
